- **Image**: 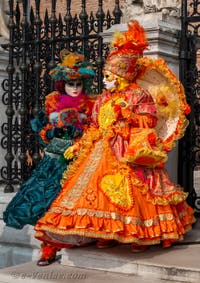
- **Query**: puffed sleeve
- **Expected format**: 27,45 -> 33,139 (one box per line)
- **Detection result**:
114,84 -> 158,128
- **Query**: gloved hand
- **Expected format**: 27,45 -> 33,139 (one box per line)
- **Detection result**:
64,143 -> 80,160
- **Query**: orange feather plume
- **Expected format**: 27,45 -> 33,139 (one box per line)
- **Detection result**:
109,20 -> 148,57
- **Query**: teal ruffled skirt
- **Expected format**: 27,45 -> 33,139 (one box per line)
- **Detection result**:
3,154 -> 68,229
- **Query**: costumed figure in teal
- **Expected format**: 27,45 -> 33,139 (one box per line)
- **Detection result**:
3,50 -> 96,229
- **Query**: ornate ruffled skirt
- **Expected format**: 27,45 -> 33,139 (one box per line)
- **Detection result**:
34,139 -> 195,246
3,154 -> 68,229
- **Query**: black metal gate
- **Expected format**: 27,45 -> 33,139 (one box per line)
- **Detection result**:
179,0 -> 200,213
1,0 -> 122,192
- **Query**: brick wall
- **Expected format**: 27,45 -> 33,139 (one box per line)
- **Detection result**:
28,0 -> 125,19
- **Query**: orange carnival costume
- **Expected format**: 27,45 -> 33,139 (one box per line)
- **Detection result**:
35,21 -> 195,252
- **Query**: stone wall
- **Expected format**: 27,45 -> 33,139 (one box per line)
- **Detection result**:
0,0 -> 9,40
122,0 -> 181,23
0,47 -> 8,189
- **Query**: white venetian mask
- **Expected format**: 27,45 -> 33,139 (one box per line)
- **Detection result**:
65,81 -> 83,97
103,70 -> 118,91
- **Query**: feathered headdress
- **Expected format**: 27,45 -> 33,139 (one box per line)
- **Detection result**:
49,49 -> 95,82
105,20 -> 148,82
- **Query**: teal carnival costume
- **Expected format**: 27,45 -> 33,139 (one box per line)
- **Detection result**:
3,50 -> 95,229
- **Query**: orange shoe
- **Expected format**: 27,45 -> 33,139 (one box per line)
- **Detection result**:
37,243 -> 60,266
96,240 -> 118,249
162,240 -> 172,248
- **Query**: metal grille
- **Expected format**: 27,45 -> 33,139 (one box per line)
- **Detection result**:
0,0 -> 122,192
179,0 -> 200,213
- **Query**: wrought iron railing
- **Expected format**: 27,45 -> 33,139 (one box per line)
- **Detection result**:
179,0 -> 200,213
1,0 -> 122,192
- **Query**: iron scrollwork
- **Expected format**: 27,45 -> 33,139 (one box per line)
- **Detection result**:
1,0 -> 122,192
179,0 -> 200,214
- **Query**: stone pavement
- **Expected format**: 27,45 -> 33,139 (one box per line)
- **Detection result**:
0,261 -> 181,283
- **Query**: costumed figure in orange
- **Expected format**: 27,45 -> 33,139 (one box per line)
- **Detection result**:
34,21 -> 195,265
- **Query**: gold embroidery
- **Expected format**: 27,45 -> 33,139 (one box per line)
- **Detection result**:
60,141 -> 103,209
61,127 -> 101,185
98,96 -> 127,131
100,172 -> 134,210
49,206 -> 191,227
85,188 -> 97,206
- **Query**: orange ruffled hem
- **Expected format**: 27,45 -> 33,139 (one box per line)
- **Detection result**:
35,201 -> 195,245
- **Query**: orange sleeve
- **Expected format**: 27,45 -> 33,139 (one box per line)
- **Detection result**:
38,124 -> 54,144
45,91 -> 60,117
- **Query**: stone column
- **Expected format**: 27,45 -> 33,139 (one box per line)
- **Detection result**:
0,2 -> 9,187
0,0 -> 9,40
122,0 -> 181,22
102,2 -> 182,182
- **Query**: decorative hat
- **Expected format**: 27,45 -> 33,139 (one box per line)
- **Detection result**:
105,20 -> 148,82
49,49 -> 95,82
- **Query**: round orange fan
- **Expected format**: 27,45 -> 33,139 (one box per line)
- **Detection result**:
136,57 -> 190,152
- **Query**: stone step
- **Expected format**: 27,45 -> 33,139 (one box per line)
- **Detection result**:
0,243 -> 199,283
55,219 -> 198,283
0,236 -> 199,283
61,243 -> 200,283
0,245 -> 39,268
0,261 -> 178,283
0,191 -> 40,268
0,192 -> 16,219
